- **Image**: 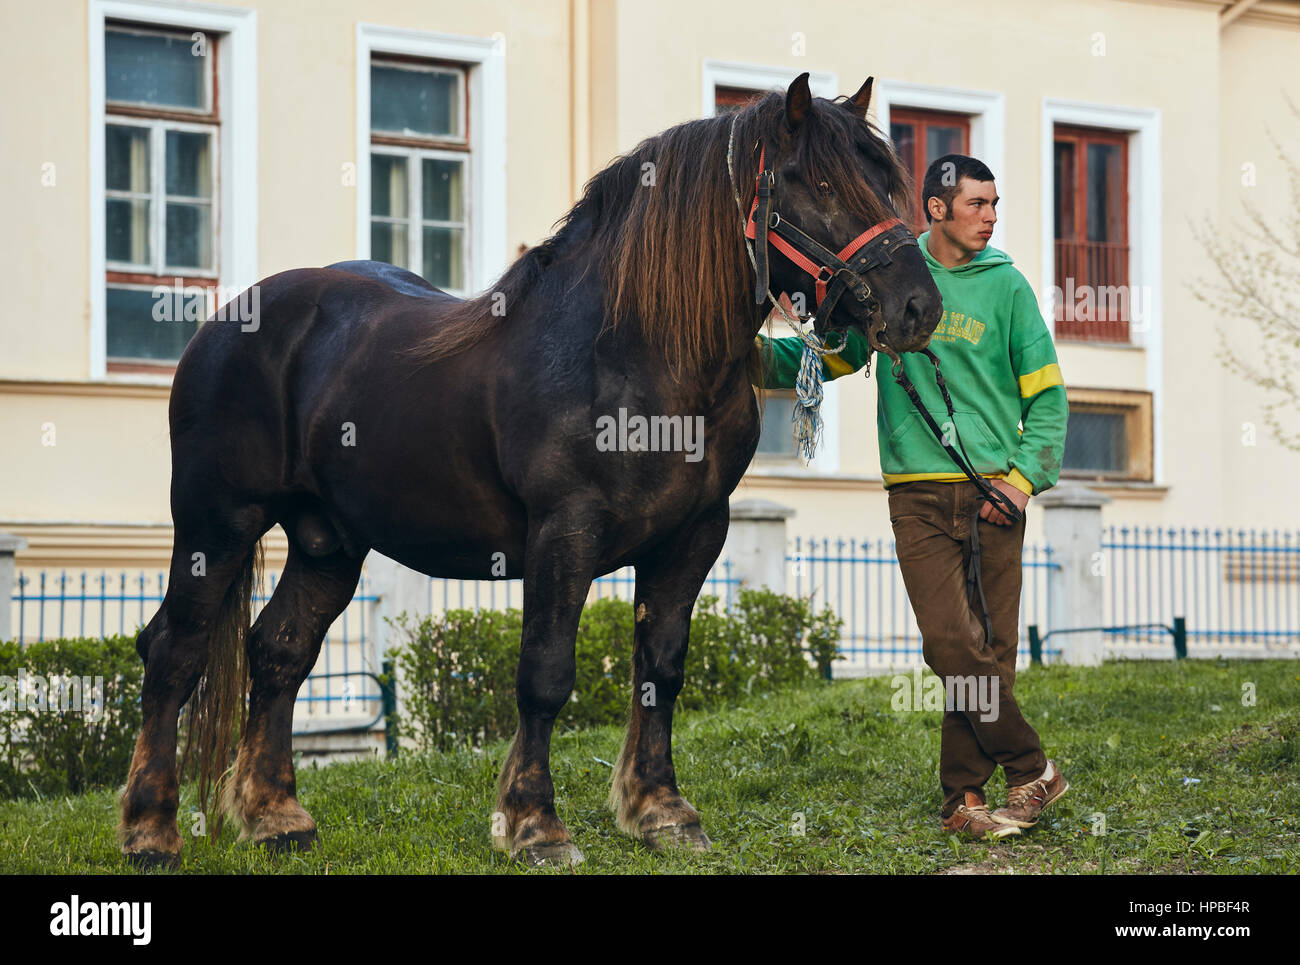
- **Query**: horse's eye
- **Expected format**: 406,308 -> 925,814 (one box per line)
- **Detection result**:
817,180 -> 833,197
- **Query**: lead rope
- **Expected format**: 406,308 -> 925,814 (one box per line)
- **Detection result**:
890,350 -> 1025,647
726,113 -> 846,465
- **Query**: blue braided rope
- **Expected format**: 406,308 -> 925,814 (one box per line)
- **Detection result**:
793,336 -> 826,465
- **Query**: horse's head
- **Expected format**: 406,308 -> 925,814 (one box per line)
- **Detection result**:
739,73 -> 941,356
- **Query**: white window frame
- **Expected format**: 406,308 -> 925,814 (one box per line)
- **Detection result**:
702,60 -> 842,473
369,145 -> 472,296
369,59 -> 467,143
1041,98 -> 1162,481
89,0 -> 258,380
356,24 -> 506,295
873,80 -> 1007,249
700,59 -> 838,117
104,116 -> 220,278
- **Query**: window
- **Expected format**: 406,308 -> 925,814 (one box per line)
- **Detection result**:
755,391 -> 798,460
369,58 -> 470,294
1061,388 -> 1152,482
1053,125 -> 1130,342
714,85 -> 762,115
103,23 -> 219,369
889,107 -> 971,235
713,83 -> 804,466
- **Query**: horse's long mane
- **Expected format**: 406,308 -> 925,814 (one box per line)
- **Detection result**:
412,90 -> 911,371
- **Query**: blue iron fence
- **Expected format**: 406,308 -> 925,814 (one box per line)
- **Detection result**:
421,559 -> 739,613
12,525 -> 1296,706
1102,526 -> 1300,655
11,570 -> 381,726
789,535 -> 1059,672
9,560 -> 741,723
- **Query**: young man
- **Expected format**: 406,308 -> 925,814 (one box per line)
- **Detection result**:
754,155 -> 1069,839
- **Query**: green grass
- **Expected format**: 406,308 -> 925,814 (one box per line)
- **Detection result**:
2,659 -> 1296,874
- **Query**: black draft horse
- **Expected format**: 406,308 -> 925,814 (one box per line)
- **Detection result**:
119,74 -> 941,867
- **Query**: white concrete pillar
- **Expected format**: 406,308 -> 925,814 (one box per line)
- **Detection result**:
0,533 -> 27,642
364,550 -> 434,665
723,499 -> 795,594
1036,484 -> 1111,665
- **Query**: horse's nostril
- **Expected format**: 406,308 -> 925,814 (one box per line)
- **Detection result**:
903,294 -> 940,330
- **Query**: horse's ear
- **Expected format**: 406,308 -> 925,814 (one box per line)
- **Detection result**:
785,72 -> 812,131
846,77 -> 874,118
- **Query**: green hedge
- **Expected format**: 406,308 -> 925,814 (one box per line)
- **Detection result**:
0,589 -> 843,795
389,589 -> 842,752
0,635 -> 143,800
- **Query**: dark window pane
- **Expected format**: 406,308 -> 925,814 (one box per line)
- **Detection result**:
714,86 -> 761,114
1087,142 -> 1122,243
106,125 -> 150,192
421,226 -> 464,289
371,65 -> 458,137
756,395 -> 797,456
106,198 -> 151,264
890,122 -> 915,178
371,154 -> 408,217
106,286 -> 200,361
106,29 -> 205,109
1053,141 -> 1075,241
165,130 -> 212,198
422,158 -> 464,222
926,125 -> 963,164
165,203 -> 212,269
1063,410 -> 1127,472
371,222 -> 409,268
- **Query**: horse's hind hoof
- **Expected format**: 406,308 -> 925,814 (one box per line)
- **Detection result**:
257,829 -> 319,854
124,849 -> 180,871
644,823 -> 712,853
518,841 -> 584,867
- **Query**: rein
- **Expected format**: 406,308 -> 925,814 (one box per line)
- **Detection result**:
726,113 -> 1025,646
887,350 -> 1026,647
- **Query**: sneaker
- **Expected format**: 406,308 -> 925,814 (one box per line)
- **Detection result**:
942,792 -> 1021,840
991,760 -> 1069,828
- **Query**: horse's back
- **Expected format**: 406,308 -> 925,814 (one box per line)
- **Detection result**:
324,260 -> 454,302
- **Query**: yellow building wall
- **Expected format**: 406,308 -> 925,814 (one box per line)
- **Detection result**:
1213,18 -> 1300,527
1,0 -> 1298,574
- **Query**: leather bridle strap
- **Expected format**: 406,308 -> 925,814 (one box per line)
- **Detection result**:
743,143 -> 917,325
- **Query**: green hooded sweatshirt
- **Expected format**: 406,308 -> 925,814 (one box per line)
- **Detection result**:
752,230 -> 1067,496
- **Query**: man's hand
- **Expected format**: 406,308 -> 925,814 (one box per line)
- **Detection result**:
978,479 -> 1029,527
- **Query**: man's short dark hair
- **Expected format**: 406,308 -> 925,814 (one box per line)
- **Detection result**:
922,155 -> 995,223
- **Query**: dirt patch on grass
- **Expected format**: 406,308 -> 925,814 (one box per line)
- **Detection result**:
937,845 -> 1147,875
1213,716 -> 1299,760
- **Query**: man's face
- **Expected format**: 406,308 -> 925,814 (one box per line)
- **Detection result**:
931,177 -> 998,252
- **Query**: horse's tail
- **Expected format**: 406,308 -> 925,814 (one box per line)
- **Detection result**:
181,541 -> 262,834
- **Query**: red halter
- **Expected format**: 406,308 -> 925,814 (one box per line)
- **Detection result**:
743,143 -> 913,315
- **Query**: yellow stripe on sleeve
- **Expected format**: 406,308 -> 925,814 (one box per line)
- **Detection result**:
1018,363 -> 1063,399
1005,467 -> 1034,496
824,353 -> 855,379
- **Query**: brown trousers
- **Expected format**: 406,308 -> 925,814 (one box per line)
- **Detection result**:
887,480 -> 1047,818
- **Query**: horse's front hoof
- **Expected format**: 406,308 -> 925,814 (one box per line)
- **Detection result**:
124,848 -> 181,871
644,823 -> 711,853
518,841 -> 584,867
257,828 -> 319,854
